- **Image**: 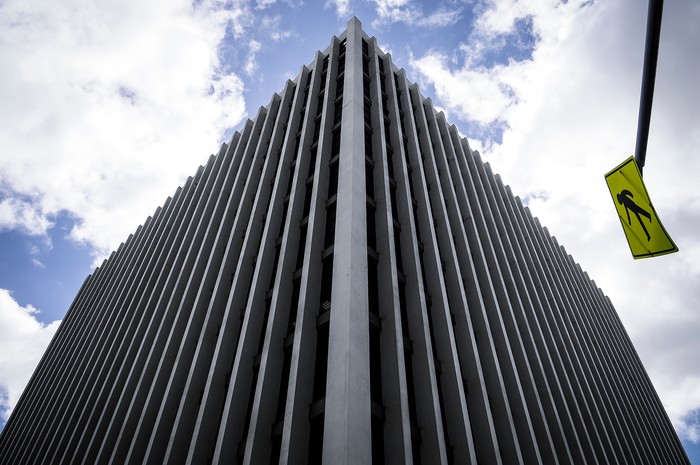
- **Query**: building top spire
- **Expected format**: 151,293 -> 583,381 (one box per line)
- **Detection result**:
347,15 -> 362,30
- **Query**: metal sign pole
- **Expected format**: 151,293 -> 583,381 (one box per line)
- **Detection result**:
634,0 -> 664,175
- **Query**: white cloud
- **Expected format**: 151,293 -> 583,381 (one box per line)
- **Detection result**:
326,0 -> 352,17
0,289 -> 60,423
245,39 -> 263,76
411,51 -> 519,125
416,6 -> 462,28
0,197 -> 53,236
373,0 -> 414,23
256,0 -> 277,10
679,410 -> 700,443
261,15 -> 294,42
410,0 -> 700,442
0,0 -> 247,263
473,0 -> 536,36
371,0 -> 461,28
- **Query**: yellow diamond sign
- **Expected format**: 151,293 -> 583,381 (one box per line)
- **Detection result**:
605,156 -> 678,259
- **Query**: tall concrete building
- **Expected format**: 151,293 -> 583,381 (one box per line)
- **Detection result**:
0,17 -> 689,465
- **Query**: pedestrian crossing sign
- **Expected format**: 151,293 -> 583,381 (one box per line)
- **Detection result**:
604,156 -> 678,259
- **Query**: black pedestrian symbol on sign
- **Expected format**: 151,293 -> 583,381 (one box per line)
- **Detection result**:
617,189 -> 652,241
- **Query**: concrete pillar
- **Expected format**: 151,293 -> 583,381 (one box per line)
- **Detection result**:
323,16 -> 372,465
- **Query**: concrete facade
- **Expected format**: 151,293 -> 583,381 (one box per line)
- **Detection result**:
0,17 -> 690,465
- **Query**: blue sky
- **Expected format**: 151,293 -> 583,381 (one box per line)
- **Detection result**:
1,0 -> 699,462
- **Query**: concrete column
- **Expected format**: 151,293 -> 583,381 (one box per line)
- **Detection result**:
322,16 -> 371,465
443,120 -> 554,465
68,183 -> 193,465
499,181 -> 602,465
367,45 -> 414,465
384,65 -> 451,465
481,161 -> 586,465
78,169 -> 203,465
47,199 -> 172,465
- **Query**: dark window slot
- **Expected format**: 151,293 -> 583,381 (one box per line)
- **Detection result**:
312,322 -> 330,399
371,413 -> 386,465
288,277 -> 301,335
306,145 -> 317,176
307,412 -> 325,465
324,204 -> 337,249
393,228 -> 404,273
368,254 -> 379,316
390,186 -> 399,222
302,185 -> 313,218
319,255 -> 334,313
399,281 -> 410,339
330,126 -> 342,158
327,161 -> 339,199
275,345 -> 294,423
366,162 -> 375,200
296,224 -> 308,269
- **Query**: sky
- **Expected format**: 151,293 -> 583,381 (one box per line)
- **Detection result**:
0,0 -> 698,461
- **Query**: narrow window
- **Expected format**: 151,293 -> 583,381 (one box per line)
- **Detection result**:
363,78 -> 371,99
390,185 -> 399,222
275,346 -> 293,423
312,322 -> 330,399
269,244 -> 281,288
366,204 -> 376,251
270,435 -> 282,465
293,134 -> 301,161
302,184 -> 313,218
331,128 -> 341,159
313,118 -> 322,142
368,254 -> 379,316
335,76 -> 344,97
370,325 -> 382,402
334,98 -> 343,126
296,224 -> 308,270
327,162 -> 339,199
365,162 -> 375,200
308,414 -> 325,465
319,255 -> 334,313
393,227 -> 404,273
399,280 -> 409,339
365,130 -> 374,160
278,201 -> 289,237
288,277 -> 301,335
324,204 -> 337,249
386,147 -> 395,180
308,146 -> 318,178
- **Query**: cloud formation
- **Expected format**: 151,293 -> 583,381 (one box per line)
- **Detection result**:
410,0 -> 700,441
0,289 -> 60,423
0,0 -> 247,261
326,0 -> 352,17
0,197 -> 53,236
245,39 -> 263,76
371,0 -> 461,28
